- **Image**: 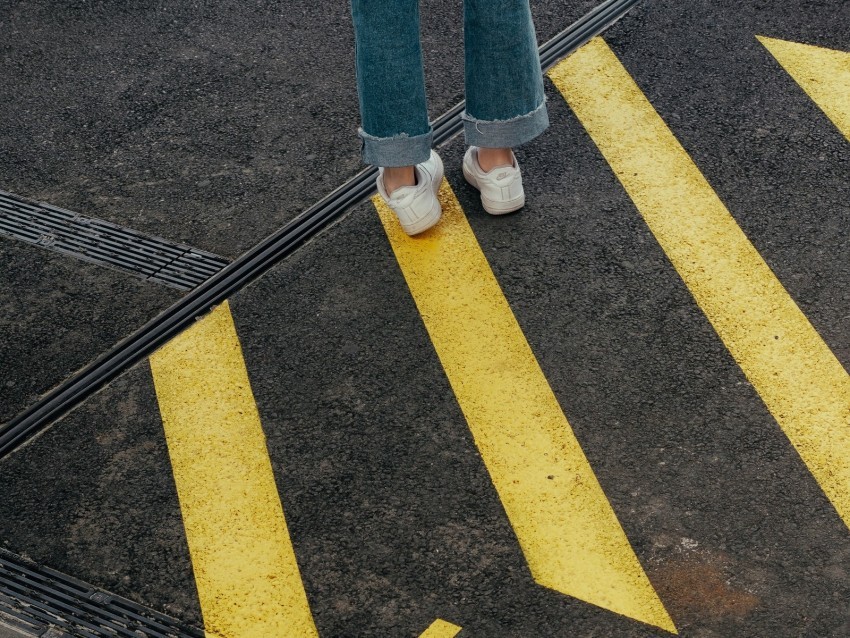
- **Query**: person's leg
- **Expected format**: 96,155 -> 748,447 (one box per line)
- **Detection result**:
462,0 -> 549,163
349,0 -> 432,193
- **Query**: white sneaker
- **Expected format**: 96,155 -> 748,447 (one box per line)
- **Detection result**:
462,146 -> 525,215
376,149 -> 444,236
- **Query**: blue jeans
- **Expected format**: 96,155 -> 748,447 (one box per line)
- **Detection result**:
350,0 -> 550,167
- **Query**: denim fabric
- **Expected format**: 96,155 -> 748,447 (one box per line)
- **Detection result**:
350,0 -> 550,167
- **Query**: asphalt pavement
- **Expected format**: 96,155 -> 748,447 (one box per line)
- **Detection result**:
1,0 -> 849,636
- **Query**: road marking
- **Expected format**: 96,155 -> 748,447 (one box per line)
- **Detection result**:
149,300 -> 318,638
419,619 -> 462,637
758,36 -> 850,142
548,37 -> 850,527
373,188 -> 675,632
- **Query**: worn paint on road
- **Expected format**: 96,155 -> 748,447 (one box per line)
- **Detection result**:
149,300 -> 318,638
418,618 -> 463,638
548,37 -> 850,529
374,183 -> 675,632
758,36 -> 850,141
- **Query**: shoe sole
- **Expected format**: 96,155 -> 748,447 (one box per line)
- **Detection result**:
401,151 -> 444,236
462,158 -> 525,216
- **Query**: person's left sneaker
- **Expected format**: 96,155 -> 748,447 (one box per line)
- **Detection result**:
376,149 -> 444,236
462,145 -> 525,215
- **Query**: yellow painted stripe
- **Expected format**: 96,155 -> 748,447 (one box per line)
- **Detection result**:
548,38 -> 850,525
418,619 -> 462,638
373,188 -> 675,632
149,300 -> 318,638
758,36 -> 850,142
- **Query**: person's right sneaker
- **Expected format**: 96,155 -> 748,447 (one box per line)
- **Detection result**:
376,149 -> 444,236
462,145 -> 525,215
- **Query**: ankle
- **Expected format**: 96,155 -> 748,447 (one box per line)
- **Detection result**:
383,165 -> 416,195
477,147 -> 513,172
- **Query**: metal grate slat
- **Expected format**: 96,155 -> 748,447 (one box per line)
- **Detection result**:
0,550 -> 203,638
13,200 -> 190,260
0,190 -> 230,290
0,209 -> 179,269
0,573 -> 155,638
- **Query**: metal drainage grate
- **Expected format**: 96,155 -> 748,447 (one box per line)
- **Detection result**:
0,548 -> 203,638
0,190 -> 229,291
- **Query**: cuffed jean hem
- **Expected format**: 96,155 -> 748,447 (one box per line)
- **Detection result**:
358,125 -> 433,168
461,95 -> 550,148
